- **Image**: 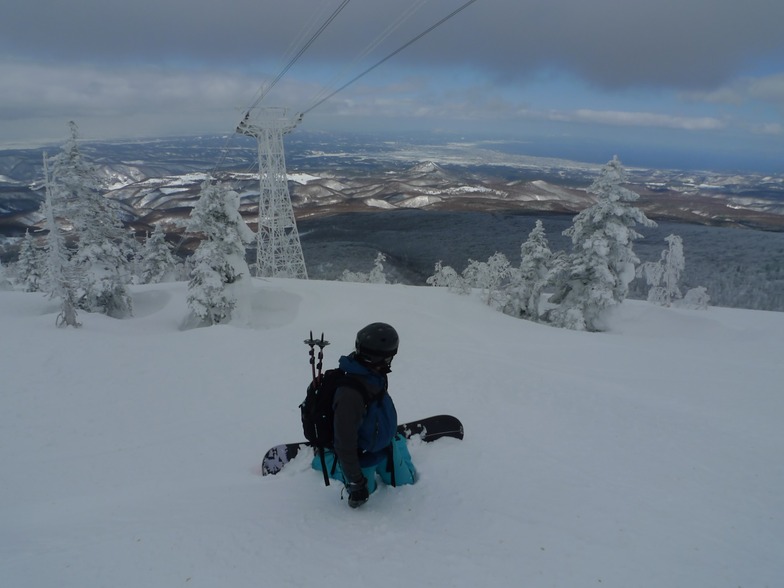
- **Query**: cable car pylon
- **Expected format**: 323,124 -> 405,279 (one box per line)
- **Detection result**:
237,107 -> 308,279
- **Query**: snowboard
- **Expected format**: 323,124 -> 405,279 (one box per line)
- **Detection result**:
261,414 -> 463,476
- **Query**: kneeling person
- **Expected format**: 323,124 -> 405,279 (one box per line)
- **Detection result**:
313,322 -> 416,507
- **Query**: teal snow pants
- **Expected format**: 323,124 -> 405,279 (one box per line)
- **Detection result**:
311,433 -> 416,492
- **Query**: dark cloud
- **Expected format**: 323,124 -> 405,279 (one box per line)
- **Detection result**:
2,0 -> 783,91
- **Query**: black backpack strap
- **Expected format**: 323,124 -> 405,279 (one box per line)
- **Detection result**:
317,448 -> 330,487
386,443 -> 396,487
317,448 -> 341,487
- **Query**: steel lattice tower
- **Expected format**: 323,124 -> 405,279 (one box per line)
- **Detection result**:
237,107 -> 308,279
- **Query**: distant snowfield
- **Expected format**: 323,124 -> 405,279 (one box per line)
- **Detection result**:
1,279 -> 782,588
288,172 -> 321,184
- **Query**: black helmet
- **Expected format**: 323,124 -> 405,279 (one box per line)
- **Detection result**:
355,322 -> 399,364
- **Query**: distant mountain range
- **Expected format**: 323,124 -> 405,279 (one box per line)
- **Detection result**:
1,132 -> 783,250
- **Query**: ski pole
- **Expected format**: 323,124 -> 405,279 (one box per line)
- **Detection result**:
304,331 -> 318,385
315,333 -> 329,382
304,331 -> 331,486
304,331 -> 329,385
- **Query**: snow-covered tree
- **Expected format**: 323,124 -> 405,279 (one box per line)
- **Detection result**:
41,155 -> 80,328
427,260 -> 470,294
74,239 -> 134,317
678,286 -> 710,310
341,252 -> 389,284
504,220 -> 554,320
637,234 -> 685,306
186,181 -> 255,325
0,259 -> 12,291
49,122 -> 104,221
50,122 -> 133,317
427,253 -> 512,304
462,252 -> 513,306
547,156 -> 655,331
139,224 -> 180,284
15,230 -> 45,292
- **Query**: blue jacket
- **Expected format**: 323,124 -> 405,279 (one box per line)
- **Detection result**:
332,354 -> 398,482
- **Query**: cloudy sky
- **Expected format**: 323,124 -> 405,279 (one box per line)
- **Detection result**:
1,0 -> 782,171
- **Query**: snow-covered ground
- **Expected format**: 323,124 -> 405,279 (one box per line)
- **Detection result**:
1,279 -> 782,588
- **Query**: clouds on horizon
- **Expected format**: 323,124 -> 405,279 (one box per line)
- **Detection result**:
1,59 -> 781,154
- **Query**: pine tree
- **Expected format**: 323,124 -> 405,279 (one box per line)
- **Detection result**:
49,122 -> 104,221
637,234 -> 685,306
186,181 -> 255,325
41,154 -> 80,328
547,156 -> 655,331
427,253 -> 513,303
50,122 -> 133,318
140,224 -> 180,284
462,252 -> 513,306
504,220 -> 554,320
0,259 -> 12,291
679,286 -> 710,310
341,252 -> 388,284
15,230 -> 45,292
367,252 -> 388,284
427,261 -> 470,294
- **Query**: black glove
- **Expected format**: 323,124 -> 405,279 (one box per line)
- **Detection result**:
346,477 -> 369,508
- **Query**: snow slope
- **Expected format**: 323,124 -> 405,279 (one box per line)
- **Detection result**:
1,279 -> 782,588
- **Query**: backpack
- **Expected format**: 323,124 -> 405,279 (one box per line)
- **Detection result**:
300,368 -> 371,486
300,368 -> 368,450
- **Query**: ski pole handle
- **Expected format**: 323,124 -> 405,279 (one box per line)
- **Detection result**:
315,332 -> 328,380
305,331 -> 317,385
305,331 -> 330,386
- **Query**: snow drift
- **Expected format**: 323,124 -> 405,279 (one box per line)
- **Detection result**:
1,279 -> 782,588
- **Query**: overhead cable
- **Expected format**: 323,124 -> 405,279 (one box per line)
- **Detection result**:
216,1 -> 351,184
303,0 -> 480,115
247,3 -> 335,111
307,0 -> 430,110
247,0 -> 353,113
